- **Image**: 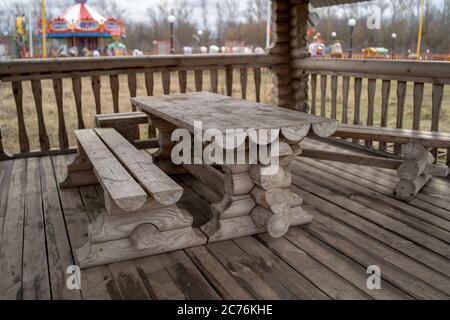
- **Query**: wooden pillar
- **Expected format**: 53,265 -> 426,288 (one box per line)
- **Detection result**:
270,0 -> 309,111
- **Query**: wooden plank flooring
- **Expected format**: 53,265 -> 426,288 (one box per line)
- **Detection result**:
1,139 -> 450,300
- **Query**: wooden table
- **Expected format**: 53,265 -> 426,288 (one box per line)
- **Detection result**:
133,92 -> 338,241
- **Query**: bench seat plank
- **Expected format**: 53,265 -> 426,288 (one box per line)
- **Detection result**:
334,124 -> 450,148
95,128 -> 183,206
95,112 -> 149,127
75,129 -> 147,211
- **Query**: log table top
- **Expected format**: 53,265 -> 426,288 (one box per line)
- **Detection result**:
132,92 -> 338,138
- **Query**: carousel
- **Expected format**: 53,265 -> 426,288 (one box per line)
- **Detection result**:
40,0 -> 125,56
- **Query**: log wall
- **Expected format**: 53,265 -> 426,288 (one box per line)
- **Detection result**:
270,0 -> 310,111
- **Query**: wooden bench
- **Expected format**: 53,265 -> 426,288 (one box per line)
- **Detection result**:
96,112 -> 159,150
334,124 -> 450,150
301,124 -> 450,202
60,128 -> 206,268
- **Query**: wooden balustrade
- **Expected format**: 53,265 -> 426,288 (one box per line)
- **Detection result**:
2,54 -> 449,162
0,54 -> 275,158
298,58 -> 450,163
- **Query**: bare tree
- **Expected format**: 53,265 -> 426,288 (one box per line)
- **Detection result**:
199,0 -> 208,31
144,0 -> 197,51
244,0 -> 267,24
218,0 -> 241,26
92,0 -> 127,19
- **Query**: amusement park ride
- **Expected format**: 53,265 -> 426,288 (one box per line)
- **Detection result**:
10,0 -> 126,58
9,0 -> 449,60
40,0 -> 126,57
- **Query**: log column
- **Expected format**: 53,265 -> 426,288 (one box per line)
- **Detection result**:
249,136 -> 312,238
289,0 -> 310,112
270,0 -> 309,111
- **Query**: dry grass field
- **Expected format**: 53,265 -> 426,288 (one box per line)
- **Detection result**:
0,69 -> 449,155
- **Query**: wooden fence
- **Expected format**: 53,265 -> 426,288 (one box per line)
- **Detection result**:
0,54 -> 277,158
1,55 -> 450,162
297,58 -> 450,161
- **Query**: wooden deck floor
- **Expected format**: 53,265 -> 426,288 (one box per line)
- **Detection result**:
1,138 -> 450,300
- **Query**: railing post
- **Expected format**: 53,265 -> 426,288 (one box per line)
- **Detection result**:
0,127 -> 12,160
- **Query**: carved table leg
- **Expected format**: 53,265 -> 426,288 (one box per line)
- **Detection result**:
200,165 -> 261,242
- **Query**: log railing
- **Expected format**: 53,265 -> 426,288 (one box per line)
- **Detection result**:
0,54 -> 277,158
297,58 -> 450,162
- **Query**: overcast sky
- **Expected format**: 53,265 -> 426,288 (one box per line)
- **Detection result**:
123,0 -> 228,26
0,0 -> 242,26
3,0 -> 444,31
126,0 -> 222,20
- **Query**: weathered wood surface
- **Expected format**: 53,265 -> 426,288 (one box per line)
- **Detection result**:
96,111 -> 149,144
3,139 -> 450,299
71,76 -> 85,129
22,158 -> 50,299
133,92 -> 337,137
11,82 -> 29,152
95,128 -> 183,206
76,227 -> 207,268
39,157 -> 82,300
301,148 -> 403,170
95,112 -> 148,128
73,129 -> 147,211
334,124 -> 450,148
31,80 -> 50,151
0,159 -> 27,299
295,58 -> 450,84
0,54 -> 279,80
0,128 -> 11,160
89,206 -> 193,243
52,78 -> 69,149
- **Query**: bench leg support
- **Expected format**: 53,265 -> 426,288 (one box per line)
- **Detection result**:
394,142 -> 449,202
59,146 -> 98,188
76,205 -> 207,268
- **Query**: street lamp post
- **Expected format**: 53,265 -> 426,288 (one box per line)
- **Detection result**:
348,18 -> 356,58
42,0 -> 47,58
197,30 -> 203,51
168,14 -> 176,54
197,30 -> 203,41
391,33 -> 397,59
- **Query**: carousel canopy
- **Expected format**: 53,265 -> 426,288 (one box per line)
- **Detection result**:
63,0 -> 107,24
44,0 -> 124,38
